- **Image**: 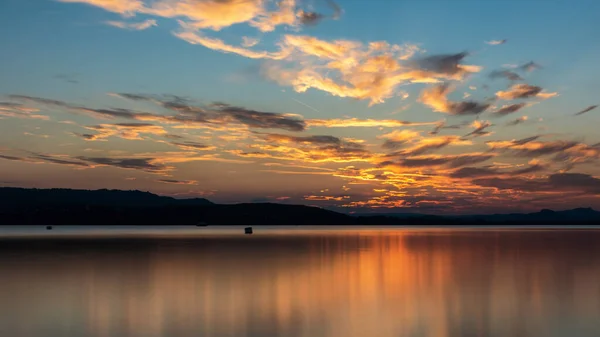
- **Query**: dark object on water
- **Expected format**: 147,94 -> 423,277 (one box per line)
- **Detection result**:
46,226 -> 53,230
245,227 -> 253,235
196,222 -> 208,227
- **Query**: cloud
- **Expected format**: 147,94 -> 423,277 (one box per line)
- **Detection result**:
384,153 -> 494,169
403,136 -> 470,155
506,115 -> 528,126
173,28 -> 290,60
520,61 -> 542,72
496,84 -> 557,100
306,118 -> 435,128
382,131 -> 470,156
74,123 -> 167,141
473,173 -> 600,194
379,129 -> 421,149
232,131 -> 373,164
463,120 -> 493,139
170,141 -> 215,151
493,103 -> 527,116
210,103 -> 306,131
262,41 -> 482,105
105,19 -> 157,30
1,152 -> 92,167
489,70 -> 522,81
428,120 -> 468,135
241,36 -> 259,47
449,161 -> 546,178
419,84 -> 490,115
12,94 -> 308,132
0,102 -> 48,120
486,139 -> 584,159
157,179 -> 198,185
575,105 -> 598,116
58,0 -> 144,16
261,133 -> 343,146
76,156 -> 169,173
485,39 -> 507,45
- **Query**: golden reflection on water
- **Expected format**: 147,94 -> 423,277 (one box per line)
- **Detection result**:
0,228 -> 599,337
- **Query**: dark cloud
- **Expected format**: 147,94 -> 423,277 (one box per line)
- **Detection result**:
391,153 -> 494,168
31,154 -> 90,167
11,94 -> 308,131
76,156 -> 167,172
449,167 -> 498,178
163,134 -> 185,140
263,133 -> 341,145
73,133 -> 97,140
449,101 -> 491,115
9,95 -> 71,108
157,179 -> 197,185
414,52 -> 470,76
473,173 -> 600,194
463,121 -> 493,139
382,140 -> 409,150
505,116 -> 528,126
0,102 -> 22,108
575,105 -> 598,116
212,103 -> 306,131
489,70 -> 522,81
80,107 -> 153,120
512,135 -> 541,145
114,93 -> 152,101
518,141 -> 578,157
171,141 -> 214,150
54,73 -> 79,84
429,120 -> 468,135
298,11 -> 325,25
1,153 -> 90,167
494,103 -> 527,116
0,154 -> 28,162
298,0 -> 341,25
452,162 -> 547,178
520,61 -> 542,72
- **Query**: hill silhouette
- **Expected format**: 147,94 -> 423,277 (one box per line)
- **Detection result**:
1,187 -> 599,226
0,187 -> 213,209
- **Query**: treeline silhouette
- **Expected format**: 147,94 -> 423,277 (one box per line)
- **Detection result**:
1,188 -> 599,226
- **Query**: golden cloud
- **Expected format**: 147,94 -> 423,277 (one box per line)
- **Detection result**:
496,84 -> 558,100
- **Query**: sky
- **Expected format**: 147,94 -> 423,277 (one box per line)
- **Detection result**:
1,0 -> 600,214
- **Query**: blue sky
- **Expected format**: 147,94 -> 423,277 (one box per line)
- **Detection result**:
1,0 -> 600,213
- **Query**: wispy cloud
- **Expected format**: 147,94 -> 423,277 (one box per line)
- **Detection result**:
485,39 -> 507,45
105,19 -> 157,30
574,105 -> 598,116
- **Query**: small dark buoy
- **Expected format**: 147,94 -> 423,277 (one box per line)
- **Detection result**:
46,226 -> 53,230
244,227 -> 253,235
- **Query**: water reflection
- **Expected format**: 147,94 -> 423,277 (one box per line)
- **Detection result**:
0,229 -> 599,337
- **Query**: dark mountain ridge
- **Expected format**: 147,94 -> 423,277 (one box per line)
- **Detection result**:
1,187 -> 599,226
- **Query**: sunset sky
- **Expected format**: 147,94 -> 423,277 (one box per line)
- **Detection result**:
1,0 -> 600,213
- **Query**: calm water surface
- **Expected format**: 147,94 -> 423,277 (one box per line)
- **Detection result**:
1,226 -> 599,337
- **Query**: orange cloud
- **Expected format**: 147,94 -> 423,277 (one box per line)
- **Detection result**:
74,123 -> 167,141
496,84 -> 558,100
0,103 -> 48,120
419,84 -> 490,115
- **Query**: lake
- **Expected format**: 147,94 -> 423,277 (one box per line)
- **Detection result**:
1,226 -> 599,337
